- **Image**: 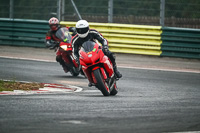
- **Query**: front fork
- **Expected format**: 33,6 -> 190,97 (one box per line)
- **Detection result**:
61,51 -> 78,68
91,67 -> 108,84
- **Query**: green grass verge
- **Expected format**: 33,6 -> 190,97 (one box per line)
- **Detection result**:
0,80 -> 44,92
0,80 -> 16,91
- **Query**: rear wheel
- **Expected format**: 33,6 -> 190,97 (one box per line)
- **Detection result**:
93,69 -> 110,96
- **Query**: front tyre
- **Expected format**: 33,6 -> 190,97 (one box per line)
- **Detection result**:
70,67 -> 79,77
93,69 -> 110,96
110,82 -> 118,96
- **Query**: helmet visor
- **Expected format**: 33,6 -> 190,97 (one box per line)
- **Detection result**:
50,24 -> 58,30
76,27 -> 89,34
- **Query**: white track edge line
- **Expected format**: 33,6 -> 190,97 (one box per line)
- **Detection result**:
1,56 -> 199,74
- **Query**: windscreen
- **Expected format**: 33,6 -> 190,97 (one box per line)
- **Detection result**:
55,27 -> 71,43
81,41 -> 96,53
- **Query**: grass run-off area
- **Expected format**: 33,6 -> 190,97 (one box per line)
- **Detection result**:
0,80 -> 44,92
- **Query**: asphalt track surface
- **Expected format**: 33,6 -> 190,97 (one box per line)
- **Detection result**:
0,46 -> 200,133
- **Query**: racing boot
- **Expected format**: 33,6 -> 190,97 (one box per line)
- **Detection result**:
106,51 -> 122,78
88,82 -> 95,87
88,82 -> 92,87
113,64 -> 122,79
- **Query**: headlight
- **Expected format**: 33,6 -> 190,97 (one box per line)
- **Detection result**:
88,54 -> 92,57
60,45 -> 68,51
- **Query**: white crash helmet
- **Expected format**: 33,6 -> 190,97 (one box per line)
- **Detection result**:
76,20 -> 89,38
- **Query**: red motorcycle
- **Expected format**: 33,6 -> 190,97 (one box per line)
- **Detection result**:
53,27 -> 79,76
79,41 -> 118,96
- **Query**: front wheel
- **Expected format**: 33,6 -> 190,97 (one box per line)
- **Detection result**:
70,66 -> 79,77
110,82 -> 118,96
93,68 -> 110,96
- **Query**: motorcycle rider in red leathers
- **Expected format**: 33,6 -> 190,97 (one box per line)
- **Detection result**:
45,17 -> 76,73
71,20 -> 122,84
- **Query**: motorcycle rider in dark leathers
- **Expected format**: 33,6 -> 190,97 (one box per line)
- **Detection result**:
71,20 -> 122,84
45,17 -> 76,73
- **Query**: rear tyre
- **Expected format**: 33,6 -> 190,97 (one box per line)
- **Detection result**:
93,69 -> 110,96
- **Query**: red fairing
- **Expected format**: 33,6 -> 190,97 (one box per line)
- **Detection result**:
101,55 -> 113,77
79,42 -> 114,82
80,44 -> 102,67
59,41 -> 78,67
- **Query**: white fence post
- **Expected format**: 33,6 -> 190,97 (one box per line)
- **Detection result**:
57,0 -> 61,20
108,0 -> 113,23
160,0 -> 165,26
9,0 -> 14,18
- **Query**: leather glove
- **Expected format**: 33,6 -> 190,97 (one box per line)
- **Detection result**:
103,45 -> 109,54
46,40 -> 59,50
49,43 -> 59,50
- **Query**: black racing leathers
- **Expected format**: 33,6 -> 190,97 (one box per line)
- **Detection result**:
71,29 -> 122,78
72,29 -> 108,59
